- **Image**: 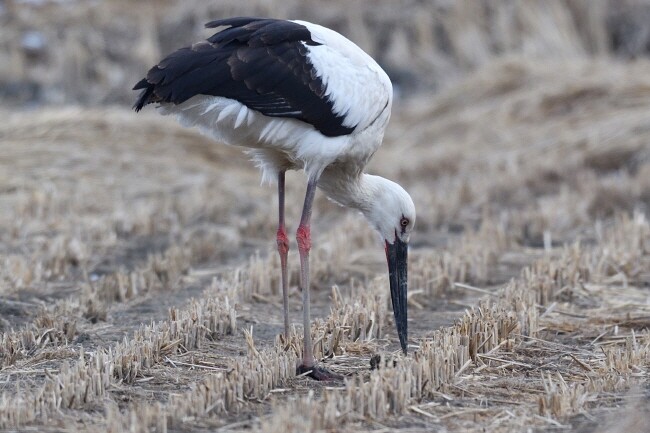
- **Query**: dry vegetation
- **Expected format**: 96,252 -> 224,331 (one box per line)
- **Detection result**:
1,0 -> 649,432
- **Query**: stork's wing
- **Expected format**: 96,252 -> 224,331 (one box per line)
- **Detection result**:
133,17 -> 354,137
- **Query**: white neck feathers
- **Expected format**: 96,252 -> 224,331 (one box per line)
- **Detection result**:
318,171 -> 415,242
317,171 -> 379,212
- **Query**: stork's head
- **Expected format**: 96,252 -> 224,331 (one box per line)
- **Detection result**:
362,176 -> 415,354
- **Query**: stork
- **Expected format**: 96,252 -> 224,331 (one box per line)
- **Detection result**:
133,17 -> 415,380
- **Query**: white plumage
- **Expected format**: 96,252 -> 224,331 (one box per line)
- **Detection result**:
160,20 -> 393,186
134,17 -> 415,379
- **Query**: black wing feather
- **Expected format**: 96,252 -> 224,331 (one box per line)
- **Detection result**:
133,17 -> 353,137
204,17 -> 263,29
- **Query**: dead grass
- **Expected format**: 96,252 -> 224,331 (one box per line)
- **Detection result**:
258,213 -> 649,431
1,2 -> 650,432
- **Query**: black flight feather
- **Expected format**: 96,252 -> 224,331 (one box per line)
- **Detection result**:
133,17 -> 354,137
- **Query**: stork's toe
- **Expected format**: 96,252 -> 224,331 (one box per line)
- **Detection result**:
297,364 -> 344,381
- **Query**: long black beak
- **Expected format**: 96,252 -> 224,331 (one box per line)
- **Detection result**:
386,236 -> 408,354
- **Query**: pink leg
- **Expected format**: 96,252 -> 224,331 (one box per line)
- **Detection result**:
295,179 -> 342,381
296,179 -> 317,367
276,171 -> 290,339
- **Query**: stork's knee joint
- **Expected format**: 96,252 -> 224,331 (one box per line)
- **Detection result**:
296,224 -> 311,253
277,227 -> 289,255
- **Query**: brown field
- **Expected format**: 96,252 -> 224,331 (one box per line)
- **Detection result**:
1,1 -> 649,432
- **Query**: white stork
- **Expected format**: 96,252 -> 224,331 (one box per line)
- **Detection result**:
134,17 -> 415,380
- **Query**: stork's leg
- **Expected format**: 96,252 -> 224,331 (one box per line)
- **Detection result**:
276,170 -> 290,339
295,178 -> 342,381
297,179 -> 316,366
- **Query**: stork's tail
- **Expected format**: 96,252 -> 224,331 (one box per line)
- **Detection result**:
132,78 -> 157,112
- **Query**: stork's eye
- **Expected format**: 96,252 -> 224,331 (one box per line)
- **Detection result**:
400,217 -> 409,228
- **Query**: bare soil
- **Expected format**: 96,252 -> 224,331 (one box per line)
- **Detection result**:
1,1 -> 649,432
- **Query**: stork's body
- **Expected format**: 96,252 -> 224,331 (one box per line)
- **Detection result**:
134,17 -> 415,379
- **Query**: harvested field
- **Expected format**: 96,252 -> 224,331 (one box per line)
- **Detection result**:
1,1 -> 649,432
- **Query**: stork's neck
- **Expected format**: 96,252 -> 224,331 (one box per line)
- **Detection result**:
319,168 -> 415,242
317,170 -> 384,213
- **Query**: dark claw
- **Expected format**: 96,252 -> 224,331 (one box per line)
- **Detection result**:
296,364 -> 344,381
370,353 -> 381,370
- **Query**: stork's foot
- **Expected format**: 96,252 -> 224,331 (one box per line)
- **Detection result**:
297,364 -> 343,381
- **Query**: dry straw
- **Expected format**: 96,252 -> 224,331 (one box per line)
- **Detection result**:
252,214 -> 649,431
0,311 -> 76,369
0,289 -> 236,428
2,6 -> 650,427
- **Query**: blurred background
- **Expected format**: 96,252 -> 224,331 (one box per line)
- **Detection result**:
1,0 -> 649,266
1,0 -> 649,288
2,0 -> 650,108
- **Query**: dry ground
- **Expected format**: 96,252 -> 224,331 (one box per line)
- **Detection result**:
0,54 -> 648,432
